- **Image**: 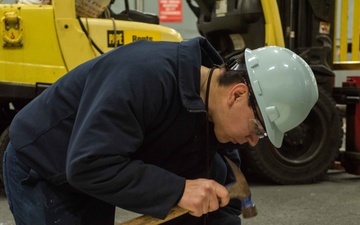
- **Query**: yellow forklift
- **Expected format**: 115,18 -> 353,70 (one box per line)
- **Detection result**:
186,0 -> 360,184
0,0 -> 182,192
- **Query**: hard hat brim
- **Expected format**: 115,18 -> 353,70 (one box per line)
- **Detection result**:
244,48 -> 284,148
264,121 -> 284,148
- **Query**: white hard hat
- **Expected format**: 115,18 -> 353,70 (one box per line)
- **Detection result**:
243,46 -> 318,147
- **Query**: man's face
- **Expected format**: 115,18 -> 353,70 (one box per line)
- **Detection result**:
213,83 -> 265,147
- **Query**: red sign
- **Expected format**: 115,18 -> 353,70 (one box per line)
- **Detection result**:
159,0 -> 182,23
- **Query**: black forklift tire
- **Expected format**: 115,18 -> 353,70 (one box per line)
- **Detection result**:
241,87 -> 343,184
0,127 -> 10,195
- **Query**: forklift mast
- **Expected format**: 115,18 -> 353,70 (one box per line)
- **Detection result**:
188,0 -> 335,92
186,0 -> 266,57
278,0 -> 336,93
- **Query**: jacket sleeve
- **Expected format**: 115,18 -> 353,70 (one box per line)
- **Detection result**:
65,46 -> 185,219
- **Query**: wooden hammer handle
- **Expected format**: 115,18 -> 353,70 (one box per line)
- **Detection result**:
118,206 -> 189,225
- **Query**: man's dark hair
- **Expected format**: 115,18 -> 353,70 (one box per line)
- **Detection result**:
217,53 -> 254,108
217,53 -> 247,86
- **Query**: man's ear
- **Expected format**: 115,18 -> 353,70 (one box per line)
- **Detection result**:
227,83 -> 249,105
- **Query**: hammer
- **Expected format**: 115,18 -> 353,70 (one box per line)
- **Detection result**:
118,156 -> 257,225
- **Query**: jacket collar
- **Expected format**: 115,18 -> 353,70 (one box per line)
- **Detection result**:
177,37 -> 224,112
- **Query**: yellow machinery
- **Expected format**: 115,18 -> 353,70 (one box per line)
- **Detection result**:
0,0 -> 182,85
0,0 -> 182,189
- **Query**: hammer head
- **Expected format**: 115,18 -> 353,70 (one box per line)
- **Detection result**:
224,156 -> 258,218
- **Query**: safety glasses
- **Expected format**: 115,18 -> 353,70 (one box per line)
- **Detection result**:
248,118 -> 267,139
243,77 -> 267,139
225,58 -> 267,138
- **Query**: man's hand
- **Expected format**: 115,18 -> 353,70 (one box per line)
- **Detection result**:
177,179 -> 230,217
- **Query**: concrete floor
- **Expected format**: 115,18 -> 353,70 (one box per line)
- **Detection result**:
1,169 -> 359,225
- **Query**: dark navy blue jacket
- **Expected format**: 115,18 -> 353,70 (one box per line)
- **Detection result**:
10,37 -> 240,222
